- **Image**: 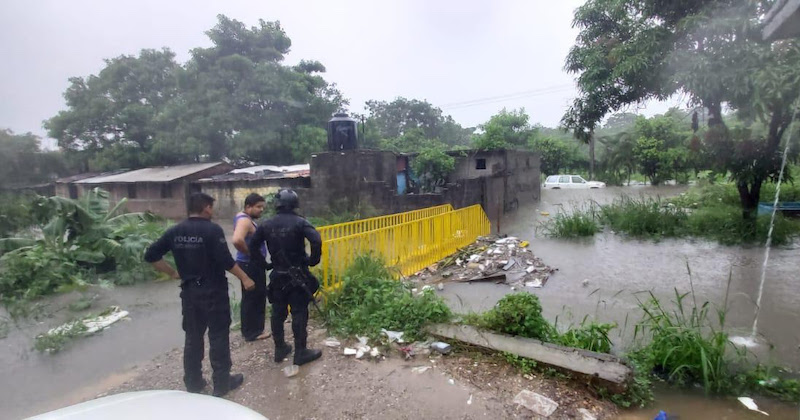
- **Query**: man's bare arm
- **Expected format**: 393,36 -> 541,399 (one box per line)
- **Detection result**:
150,259 -> 180,279
229,263 -> 255,291
232,217 -> 253,255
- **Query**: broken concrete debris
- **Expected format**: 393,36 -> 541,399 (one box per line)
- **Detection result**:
430,342 -> 452,355
282,364 -> 300,378
323,338 -> 342,347
411,236 -> 556,290
411,366 -> 432,374
577,408 -> 597,420
513,390 -> 558,417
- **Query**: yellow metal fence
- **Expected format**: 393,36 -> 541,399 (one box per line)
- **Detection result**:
319,204 -> 491,290
316,204 -> 454,242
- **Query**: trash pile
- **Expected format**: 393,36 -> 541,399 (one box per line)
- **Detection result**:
411,236 -> 557,290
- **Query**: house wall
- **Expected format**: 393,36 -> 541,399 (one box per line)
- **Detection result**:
451,151 -> 507,180
199,176 -> 311,219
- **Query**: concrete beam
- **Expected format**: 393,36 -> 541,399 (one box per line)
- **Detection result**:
764,0 -> 800,41
427,324 -> 632,390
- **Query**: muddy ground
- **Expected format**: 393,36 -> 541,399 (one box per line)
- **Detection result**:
106,321 -> 616,420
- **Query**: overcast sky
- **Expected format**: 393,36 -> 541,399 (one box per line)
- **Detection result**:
0,0 -> 681,145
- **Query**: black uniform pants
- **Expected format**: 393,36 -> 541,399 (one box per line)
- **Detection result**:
180,286 -> 231,391
238,261 -> 267,341
269,282 -> 311,350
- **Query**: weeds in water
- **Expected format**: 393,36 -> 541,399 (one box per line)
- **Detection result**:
34,319 -> 88,353
554,317 -> 615,354
323,254 -> 451,341
544,195 -> 800,244
734,365 -> 800,402
68,296 -> 93,312
544,205 -> 601,238
601,197 -> 688,238
631,290 -> 737,394
0,317 -> 9,339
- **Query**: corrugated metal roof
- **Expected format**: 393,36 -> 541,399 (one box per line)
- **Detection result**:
56,170 -> 128,183
76,162 -> 225,184
203,169 -> 310,182
230,164 -> 310,175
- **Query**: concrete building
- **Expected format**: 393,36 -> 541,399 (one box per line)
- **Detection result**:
201,149 -> 541,225
60,162 -> 231,219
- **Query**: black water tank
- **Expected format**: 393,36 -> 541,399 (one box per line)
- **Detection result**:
327,113 -> 358,151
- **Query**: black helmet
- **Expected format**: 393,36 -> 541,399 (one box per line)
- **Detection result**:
275,189 -> 299,211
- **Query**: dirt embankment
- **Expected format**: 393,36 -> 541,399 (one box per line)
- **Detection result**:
105,322 -> 616,419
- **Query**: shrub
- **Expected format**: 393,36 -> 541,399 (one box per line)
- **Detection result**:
323,254 -> 451,341
479,293 -> 555,340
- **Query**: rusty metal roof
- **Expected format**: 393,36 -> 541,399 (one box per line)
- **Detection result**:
75,162 -> 226,184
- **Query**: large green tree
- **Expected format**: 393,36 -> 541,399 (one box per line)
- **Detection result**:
563,0 -> 800,218
46,15 -> 345,169
363,98 -> 473,149
473,108 -> 533,150
45,49 -> 180,170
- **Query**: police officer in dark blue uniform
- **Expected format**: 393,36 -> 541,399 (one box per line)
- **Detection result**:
247,189 -> 323,366
145,192 -> 255,397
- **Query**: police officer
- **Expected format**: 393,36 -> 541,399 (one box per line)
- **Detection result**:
231,193 -> 270,342
145,192 -> 255,397
247,189 -> 323,366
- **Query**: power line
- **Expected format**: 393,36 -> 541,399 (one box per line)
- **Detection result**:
441,84 -> 575,110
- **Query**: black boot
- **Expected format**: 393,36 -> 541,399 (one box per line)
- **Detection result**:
293,348 -> 322,366
274,342 -> 293,363
186,378 -> 207,394
212,373 -> 244,397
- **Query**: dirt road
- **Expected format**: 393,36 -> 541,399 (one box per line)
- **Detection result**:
106,324 -> 615,420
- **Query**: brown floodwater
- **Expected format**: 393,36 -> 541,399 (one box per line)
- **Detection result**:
439,186 -> 800,419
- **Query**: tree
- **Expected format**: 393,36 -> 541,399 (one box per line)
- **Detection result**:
528,136 -> 576,176
172,16 -> 345,164
563,0 -> 800,218
45,15 -> 346,170
411,142 -> 456,193
0,129 -> 68,187
45,49 -> 180,170
363,98 -> 472,148
473,108 -> 533,150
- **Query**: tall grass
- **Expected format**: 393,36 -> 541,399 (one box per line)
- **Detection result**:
600,197 -> 687,238
545,195 -> 800,245
543,205 -> 601,238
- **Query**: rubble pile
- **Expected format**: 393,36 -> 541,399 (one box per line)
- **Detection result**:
411,236 -> 557,290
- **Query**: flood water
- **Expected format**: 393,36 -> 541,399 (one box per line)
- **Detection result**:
440,186 -> 800,419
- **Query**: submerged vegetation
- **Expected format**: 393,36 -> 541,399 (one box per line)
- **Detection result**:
0,189 -> 169,309
544,184 -> 800,245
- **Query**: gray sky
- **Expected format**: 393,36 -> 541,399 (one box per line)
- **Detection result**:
0,0 -> 680,145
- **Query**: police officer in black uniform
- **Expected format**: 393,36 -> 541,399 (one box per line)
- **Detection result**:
145,192 -> 255,397
247,189 -> 323,366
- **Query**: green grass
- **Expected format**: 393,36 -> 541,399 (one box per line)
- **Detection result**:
600,197 -> 688,238
545,195 -> 800,245
544,206 -> 601,238
322,254 -> 451,341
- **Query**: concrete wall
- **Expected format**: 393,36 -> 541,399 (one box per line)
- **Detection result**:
199,176 -> 311,219
451,151 -> 507,180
